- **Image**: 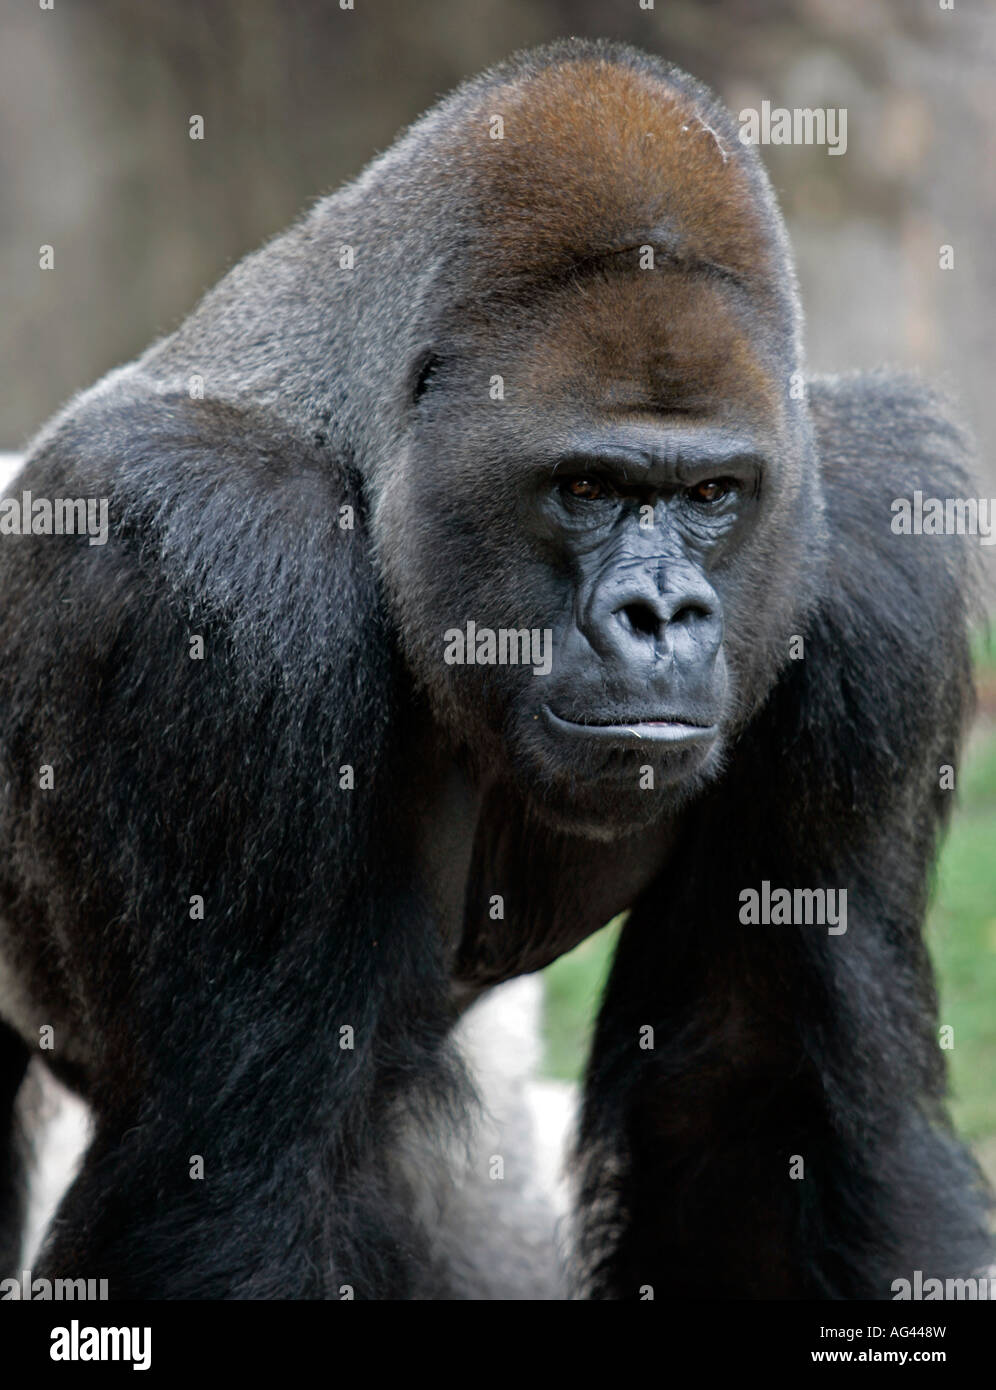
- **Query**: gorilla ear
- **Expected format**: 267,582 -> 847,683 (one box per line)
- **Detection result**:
410,351 -> 443,405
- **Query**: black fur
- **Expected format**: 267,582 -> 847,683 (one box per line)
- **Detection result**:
0,39 -> 990,1298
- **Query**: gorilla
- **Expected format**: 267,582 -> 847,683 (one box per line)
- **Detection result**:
0,38 -> 991,1299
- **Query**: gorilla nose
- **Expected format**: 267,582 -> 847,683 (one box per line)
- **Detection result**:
617,592 -> 712,640
584,569 -> 722,665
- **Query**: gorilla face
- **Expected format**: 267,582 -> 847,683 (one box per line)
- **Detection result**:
378,266 -> 815,838
369,58 -> 823,839
527,428 -> 743,758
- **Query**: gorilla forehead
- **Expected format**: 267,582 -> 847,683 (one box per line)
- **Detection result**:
417,48 -> 795,337
496,271 -> 786,428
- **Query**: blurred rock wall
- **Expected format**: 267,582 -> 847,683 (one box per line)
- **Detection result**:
2,1 -> 992,534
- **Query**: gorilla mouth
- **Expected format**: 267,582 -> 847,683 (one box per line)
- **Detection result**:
541,706 -> 719,747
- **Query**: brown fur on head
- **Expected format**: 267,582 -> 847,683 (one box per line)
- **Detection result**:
432,47 -> 800,356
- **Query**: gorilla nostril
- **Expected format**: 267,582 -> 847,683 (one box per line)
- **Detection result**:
672,600 -> 714,625
618,598 -> 713,637
620,602 -> 661,638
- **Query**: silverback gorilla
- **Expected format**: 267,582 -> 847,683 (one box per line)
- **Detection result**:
0,39 -> 991,1299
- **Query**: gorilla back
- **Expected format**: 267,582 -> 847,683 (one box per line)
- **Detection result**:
0,38 -> 990,1298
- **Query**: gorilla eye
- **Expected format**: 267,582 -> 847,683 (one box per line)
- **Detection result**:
566,478 -> 606,501
688,479 -> 731,503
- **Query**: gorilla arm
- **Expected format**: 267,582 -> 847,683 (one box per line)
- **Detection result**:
0,389 -> 457,1297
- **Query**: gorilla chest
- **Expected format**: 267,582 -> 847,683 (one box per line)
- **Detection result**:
448,787 -> 674,992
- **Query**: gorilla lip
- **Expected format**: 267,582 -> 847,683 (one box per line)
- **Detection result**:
541,706 -> 718,746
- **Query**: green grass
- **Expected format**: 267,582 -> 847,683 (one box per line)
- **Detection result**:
542,645 -> 996,1150
542,918 -> 620,1081
929,724 -> 996,1138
